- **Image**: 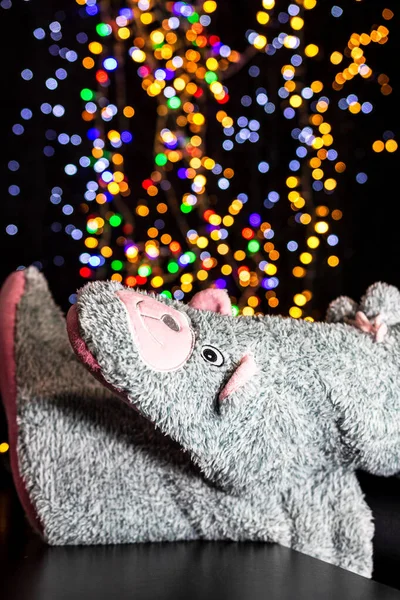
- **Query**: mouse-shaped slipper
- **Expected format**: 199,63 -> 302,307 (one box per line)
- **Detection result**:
68,280 -> 400,577
0,268 -> 293,548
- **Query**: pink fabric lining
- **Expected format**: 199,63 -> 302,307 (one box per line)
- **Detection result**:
0,271 -> 43,535
189,289 -> 232,315
66,305 -> 135,409
66,305 -> 101,372
219,353 -> 257,402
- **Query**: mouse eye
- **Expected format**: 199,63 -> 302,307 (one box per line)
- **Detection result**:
161,314 -> 180,332
201,345 -> 224,367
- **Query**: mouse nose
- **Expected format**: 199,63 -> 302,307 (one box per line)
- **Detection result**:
116,290 -> 194,372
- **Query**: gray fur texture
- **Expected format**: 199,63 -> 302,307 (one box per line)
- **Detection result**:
72,280 -> 400,577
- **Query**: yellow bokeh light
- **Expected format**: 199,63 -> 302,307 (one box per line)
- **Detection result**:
101,246 -> 113,258
88,42 -> 102,54
248,296 -> 259,308
204,158 -> 216,169
137,205 -> 149,217
324,178 -> 337,191
151,276 -> 163,288
197,270 -> 208,281
300,252 -> 313,265
289,306 -> 303,319
197,236 -> 208,249
312,168 -> 324,180
311,80 -> 323,93
217,244 -> 229,255
319,123 -> 331,134
108,182 -> 120,195
304,0 -> 317,8
210,81 -> 223,95
118,27 -> 130,40
204,0 -> 217,13
0,442 -> 9,453
307,236 -> 320,249
262,0 -> 275,8
131,48 -> 146,63
300,214 -> 312,225
290,16 -> 304,30
151,30 -> 164,44
181,274 -> 193,285
206,57 -> 219,71
294,293 -> 307,307
305,44 -> 319,58
315,221 -> 329,234
125,246 -> 138,259
328,255 -> 340,267
209,214 -> 222,226
283,35 -> 299,50
265,263 -> 277,275
253,35 -> 267,50
257,11 -> 270,25
330,51 -> 343,65
192,113 -> 205,126
290,94 -> 302,108
243,307 -> 255,316
221,265 -> 232,276
85,237 -> 98,249
286,176 -> 299,188
141,12 -> 153,24
372,140 -> 385,153
234,250 -> 246,261
173,77 -> 186,91
386,140 -> 398,153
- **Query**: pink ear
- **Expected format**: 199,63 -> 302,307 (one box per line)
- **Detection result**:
189,289 -> 232,315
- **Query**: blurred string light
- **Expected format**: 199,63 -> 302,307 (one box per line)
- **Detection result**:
2,0 -> 397,319
76,0 -> 280,315
248,0 -> 396,319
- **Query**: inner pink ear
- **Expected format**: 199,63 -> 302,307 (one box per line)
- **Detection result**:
189,289 -> 232,315
219,354 -> 257,402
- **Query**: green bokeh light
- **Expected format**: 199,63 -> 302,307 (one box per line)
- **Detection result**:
111,260 -> 123,271
248,240 -> 260,253
96,23 -> 112,37
155,153 -> 168,166
138,265 -> 152,277
205,71 -> 218,84
167,261 -> 179,274
109,214 -> 122,227
80,88 -> 94,101
167,96 -> 182,110
231,305 -> 240,317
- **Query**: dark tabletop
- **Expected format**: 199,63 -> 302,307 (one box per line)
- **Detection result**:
1,486 -> 399,600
